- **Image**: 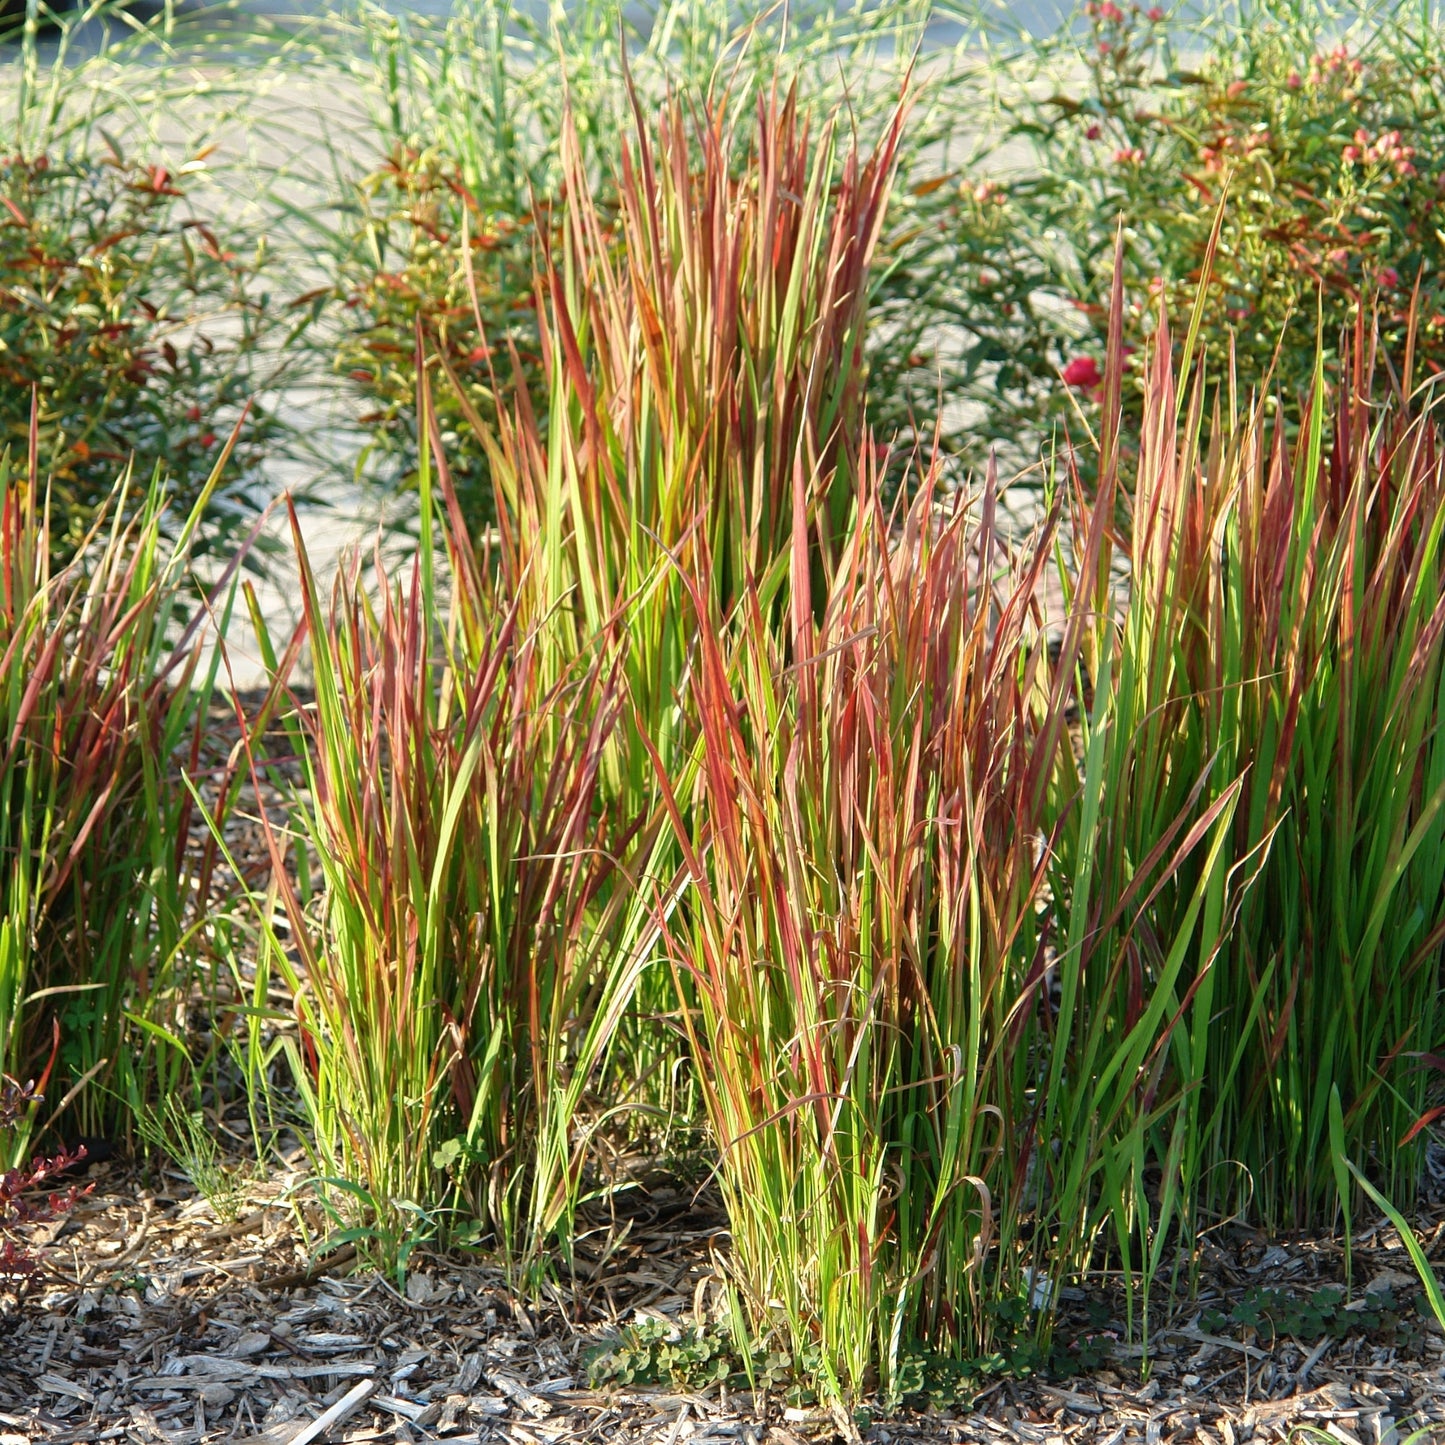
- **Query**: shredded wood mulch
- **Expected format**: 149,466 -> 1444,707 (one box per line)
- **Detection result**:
6,1160 -> 1445,1445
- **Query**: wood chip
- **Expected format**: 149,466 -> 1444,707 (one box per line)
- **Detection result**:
371,1395 -> 424,1421
37,1372 -> 96,1404
1325,1424 -> 1366,1445
1036,1383 -> 1103,1414
453,1353 -> 484,1393
492,1373 -> 552,1419
283,1379 -> 376,1445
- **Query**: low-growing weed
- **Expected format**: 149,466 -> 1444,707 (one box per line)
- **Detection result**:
1200,1283 -> 1434,1348
586,1316 -> 758,1394
135,1094 -> 247,1224
0,1076 -> 89,1278
589,1302 -> 1117,1411
891,1319 -> 1116,1413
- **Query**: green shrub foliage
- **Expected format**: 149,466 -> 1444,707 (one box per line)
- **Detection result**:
0,147 -> 281,553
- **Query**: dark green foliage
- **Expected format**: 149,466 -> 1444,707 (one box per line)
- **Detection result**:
1200,1284 -> 1435,1348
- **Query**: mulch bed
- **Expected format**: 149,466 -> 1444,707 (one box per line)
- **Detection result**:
5,1160 -> 1445,1445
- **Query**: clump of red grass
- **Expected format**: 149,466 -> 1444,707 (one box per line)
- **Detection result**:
0,401 -> 252,1150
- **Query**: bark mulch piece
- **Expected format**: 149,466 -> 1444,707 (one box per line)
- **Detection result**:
5,1161 -> 1445,1444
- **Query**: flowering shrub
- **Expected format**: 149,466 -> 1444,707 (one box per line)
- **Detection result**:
335,146 -> 547,529
0,147 -> 282,554
889,1 -> 1445,468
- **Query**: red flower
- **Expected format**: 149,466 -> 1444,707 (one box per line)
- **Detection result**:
1062,356 -> 1103,389
1086,123 -> 1102,141
1380,267 -> 1401,289
1147,5 -> 1165,18
200,432 -> 217,448
1099,0 -> 1124,20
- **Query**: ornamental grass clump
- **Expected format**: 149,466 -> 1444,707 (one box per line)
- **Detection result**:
248,69 -> 910,1280
0,408 -> 250,1153
648,458 -> 1065,1401
248,413 -> 666,1276
1073,296 -> 1445,1234
649,413 -> 1242,1397
640,253 -> 1445,1400
460,78 -> 906,1132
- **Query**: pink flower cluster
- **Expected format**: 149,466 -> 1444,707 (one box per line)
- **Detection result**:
962,178 -> 1007,205
1199,130 -> 1272,173
1342,127 -> 1417,176
1310,44 -> 1364,84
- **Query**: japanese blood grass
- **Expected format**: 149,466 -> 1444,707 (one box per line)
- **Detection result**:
326,0 -> 928,518
0,410 -> 252,1155
1071,304 -> 1445,1236
645,442 -> 1241,1401
449,84 -> 904,1128
244,417 -> 668,1279
469,82 -> 905,693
